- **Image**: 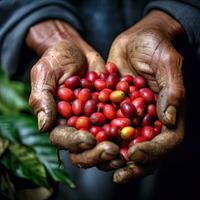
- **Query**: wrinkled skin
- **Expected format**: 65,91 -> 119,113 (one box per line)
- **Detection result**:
27,10 -> 186,184
27,20 -> 120,167
96,10 -> 186,183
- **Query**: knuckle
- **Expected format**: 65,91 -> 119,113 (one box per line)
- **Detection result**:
28,92 -> 40,109
114,34 -> 128,47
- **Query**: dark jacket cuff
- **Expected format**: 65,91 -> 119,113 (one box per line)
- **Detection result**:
144,0 -> 200,47
0,0 -> 83,77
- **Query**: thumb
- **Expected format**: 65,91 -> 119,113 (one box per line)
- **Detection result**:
156,48 -> 185,127
29,58 -> 76,132
86,51 -> 105,74
107,40 -> 137,76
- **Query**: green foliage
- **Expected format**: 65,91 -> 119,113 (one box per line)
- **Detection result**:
0,137 -> 9,156
0,69 -> 30,115
1,143 -> 48,187
0,68 -> 75,189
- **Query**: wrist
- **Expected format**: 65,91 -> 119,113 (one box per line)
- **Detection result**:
26,20 -> 82,55
144,10 -> 185,41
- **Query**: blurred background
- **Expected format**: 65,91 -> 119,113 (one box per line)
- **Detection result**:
0,68 -> 75,200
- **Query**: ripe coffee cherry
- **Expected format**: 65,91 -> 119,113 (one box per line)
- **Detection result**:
121,102 -> 136,118
90,112 -> 106,126
84,99 -> 97,116
96,131 -> 108,143
98,88 -> 112,102
129,86 -> 138,93
90,126 -> 102,136
64,76 -> 81,89
72,99 -> 84,116
134,128 -> 142,138
74,88 -> 81,98
116,109 -> 126,118
57,88 -> 75,102
120,75 -> 134,85
154,120 -> 162,129
67,116 -> 78,127
78,88 -> 91,102
147,104 -> 157,117
132,97 -> 146,117
139,88 -> 154,104
142,114 -> 153,127
112,103 -> 120,110
109,126 -> 120,137
120,126 -> 135,140
81,78 -> 94,90
121,97 -> 132,105
106,73 -> 119,89
154,126 -> 161,135
105,62 -> 118,73
97,102 -> 105,112
111,118 -> 131,129
120,147 -> 129,161
110,90 -> 125,103
130,136 -> 147,145
103,104 -> 116,120
130,91 -> 140,101
132,117 -> 140,127
133,76 -> 147,89
116,81 -> 129,94
92,92 -> 99,102
102,124 -> 112,135
58,70 -> 161,147
100,72 -> 109,80
94,79 -> 107,90
76,116 -> 91,130
57,101 -> 72,118
141,126 -> 156,140
86,71 -> 98,82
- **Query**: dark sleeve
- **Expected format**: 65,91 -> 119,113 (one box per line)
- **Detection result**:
144,0 -> 200,48
0,0 -> 83,77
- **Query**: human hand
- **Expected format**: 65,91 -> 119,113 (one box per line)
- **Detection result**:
98,10 -> 186,183
27,20 -> 119,161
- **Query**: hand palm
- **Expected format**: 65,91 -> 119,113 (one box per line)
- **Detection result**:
106,27 -> 185,183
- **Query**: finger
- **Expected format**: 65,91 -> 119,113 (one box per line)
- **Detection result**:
29,59 -> 57,132
49,125 -> 96,153
69,141 -> 119,168
97,158 -> 126,171
86,51 -> 105,74
107,38 -> 137,76
128,102 -> 185,164
113,162 -> 156,184
154,44 -> 185,126
29,43 -> 85,132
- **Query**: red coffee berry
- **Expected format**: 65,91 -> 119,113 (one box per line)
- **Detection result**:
57,101 -> 72,118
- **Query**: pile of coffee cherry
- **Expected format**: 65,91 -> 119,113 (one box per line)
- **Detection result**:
57,62 -> 162,161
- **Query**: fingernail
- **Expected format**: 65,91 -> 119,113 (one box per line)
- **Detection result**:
165,105 -> 176,125
37,111 -> 46,131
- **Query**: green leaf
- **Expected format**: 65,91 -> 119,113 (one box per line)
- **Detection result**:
0,115 -> 75,188
0,68 -> 30,114
0,137 -> 9,156
1,143 -> 48,187
0,83 -> 30,114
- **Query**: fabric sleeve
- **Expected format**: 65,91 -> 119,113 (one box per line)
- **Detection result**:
144,0 -> 200,48
0,0 -> 83,77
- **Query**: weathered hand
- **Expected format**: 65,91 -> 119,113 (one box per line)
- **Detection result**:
99,10 -> 186,183
26,20 -> 95,152
27,20 -> 119,163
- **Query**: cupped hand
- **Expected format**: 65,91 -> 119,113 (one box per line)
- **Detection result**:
98,10 -> 186,183
27,20 -> 119,161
